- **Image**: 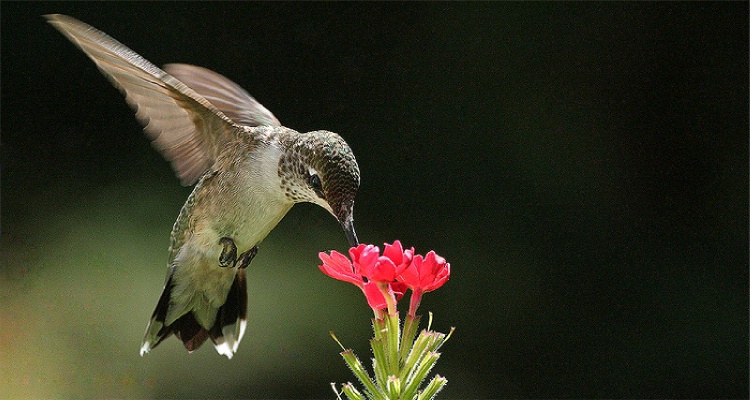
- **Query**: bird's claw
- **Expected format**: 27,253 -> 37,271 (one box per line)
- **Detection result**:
219,237 -> 238,268
219,238 -> 257,269
237,246 -> 258,269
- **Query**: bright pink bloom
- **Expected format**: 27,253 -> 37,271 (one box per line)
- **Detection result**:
397,250 -> 450,317
319,245 -> 404,315
349,244 -> 380,274
349,241 -> 414,284
398,250 -> 450,293
319,241 -> 449,317
369,257 -> 399,282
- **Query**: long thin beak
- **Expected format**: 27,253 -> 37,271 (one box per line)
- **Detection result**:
340,218 -> 359,247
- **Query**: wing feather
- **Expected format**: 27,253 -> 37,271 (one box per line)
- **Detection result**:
46,14 -> 243,185
164,63 -> 281,128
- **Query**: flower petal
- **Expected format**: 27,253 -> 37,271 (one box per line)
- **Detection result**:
351,244 -> 380,277
396,251 -> 450,293
318,251 -> 363,287
394,246 -> 415,276
426,262 -> 450,291
383,240 -> 404,264
397,254 -> 422,289
420,251 -> 450,292
369,257 -> 398,282
390,281 -> 408,301
362,281 -> 388,310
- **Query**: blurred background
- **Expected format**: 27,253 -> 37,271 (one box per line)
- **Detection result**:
1,2 -> 747,398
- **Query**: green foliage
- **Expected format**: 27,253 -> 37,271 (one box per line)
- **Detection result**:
332,314 -> 453,400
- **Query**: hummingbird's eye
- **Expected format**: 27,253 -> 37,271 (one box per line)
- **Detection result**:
308,174 -> 324,198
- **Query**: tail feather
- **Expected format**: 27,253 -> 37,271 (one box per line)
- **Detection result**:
140,275 -> 174,355
209,268 -> 248,358
140,270 -> 248,358
172,312 -> 209,352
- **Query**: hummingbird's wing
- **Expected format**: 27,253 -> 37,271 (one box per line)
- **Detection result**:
46,14 -> 242,186
164,64 -> 281,128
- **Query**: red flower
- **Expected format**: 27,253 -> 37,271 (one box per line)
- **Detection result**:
398,251 -> 450,293
390,280 -> 408,301
349,241 -> 414,283
319,243 -> 407,316
397,250 -> 450,317
319,241 -> 449,318
349,244 -> 380,276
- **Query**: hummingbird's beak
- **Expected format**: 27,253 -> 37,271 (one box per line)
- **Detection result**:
340,217 -> 359,248
334,201 -> 358,247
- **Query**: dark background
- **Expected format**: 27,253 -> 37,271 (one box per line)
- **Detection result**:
1,2 -> 747,399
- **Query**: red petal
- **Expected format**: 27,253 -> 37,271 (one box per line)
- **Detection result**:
362,281 -> 387,310
383,240 -> 404,264
390,281 -> 408,300
395,247 -> 415,275
417,251 -> 437,285
421,251 -> 450,292
369,257 -> 398,282
351,244 -> 380,277
397,254 -> 423,289
318,251 -> 363,287
348,244 -> 368,264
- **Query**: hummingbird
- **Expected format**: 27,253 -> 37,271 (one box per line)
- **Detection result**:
46,14 -> 361,359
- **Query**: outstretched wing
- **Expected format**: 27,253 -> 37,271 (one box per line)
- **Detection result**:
46,14 -> 241,186
164,64 -> 281,128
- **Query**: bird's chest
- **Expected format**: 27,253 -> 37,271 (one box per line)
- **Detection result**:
204,156 -> 291,251
217,186 -> 292,251
186,142 -> 292,257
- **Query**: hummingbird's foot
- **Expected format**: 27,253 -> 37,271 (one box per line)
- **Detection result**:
219,237 -> 238,268
237,246 -> 258,269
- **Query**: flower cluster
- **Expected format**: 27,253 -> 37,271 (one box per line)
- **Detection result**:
319,240 -> 450,318
319,241 -> 453,400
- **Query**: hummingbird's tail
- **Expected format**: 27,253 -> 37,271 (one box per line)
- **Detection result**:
140,269 -> 248,359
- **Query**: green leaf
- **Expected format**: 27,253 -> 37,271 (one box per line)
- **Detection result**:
386,375 -> 401,399
399,315 -> 421,363
416,375 -> 447,400
401,351 -> 440,400
370,338 -> 388,389
341,383 -> 366,400
399,330 -> 431,382
341,350 -> 384,400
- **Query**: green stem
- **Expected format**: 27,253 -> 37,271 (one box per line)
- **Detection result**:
386,312 -> 401,376
372,318 -> 387,341
378,282 -> 398,317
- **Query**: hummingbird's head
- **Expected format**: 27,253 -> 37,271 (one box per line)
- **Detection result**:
280,130 -> 360,247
